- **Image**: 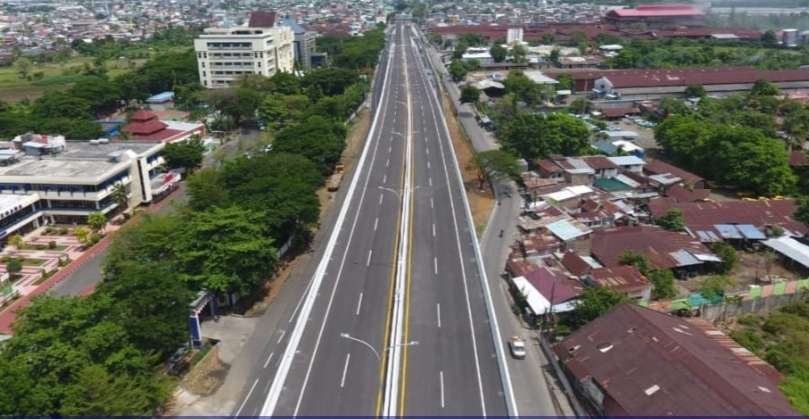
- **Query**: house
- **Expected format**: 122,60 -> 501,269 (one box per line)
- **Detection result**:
510,266 -> 583,320
553,157 -> 595,185
121,110 -> 206,143
586,266 -> 652,303
591,225 -> 719,276
560,250 -> 601,277
648,198 -> 807,242
607,155 -> 645,173
644,158 -> 705,189
554,303 -> 799,416
541,185 -> 595,208
581,156 -> 618,179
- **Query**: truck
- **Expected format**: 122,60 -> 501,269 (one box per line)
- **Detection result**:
327,163 -> 345,192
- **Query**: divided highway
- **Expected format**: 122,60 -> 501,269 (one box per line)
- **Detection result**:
231,18 -> 514,416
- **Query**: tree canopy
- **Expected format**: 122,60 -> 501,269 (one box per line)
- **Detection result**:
500,112 -> 590,160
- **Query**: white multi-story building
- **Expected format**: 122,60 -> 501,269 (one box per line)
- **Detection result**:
194,23 -> 294,88
0,135 -> 178,234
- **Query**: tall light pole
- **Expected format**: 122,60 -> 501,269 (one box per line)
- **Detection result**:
339,332 -> 418,361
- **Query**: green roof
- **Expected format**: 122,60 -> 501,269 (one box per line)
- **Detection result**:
594,177 -> 632,192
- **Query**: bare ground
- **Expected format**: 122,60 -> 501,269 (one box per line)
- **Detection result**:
678,251 -> 799,297
441,92 -> 495,236
178,346 -> 230,397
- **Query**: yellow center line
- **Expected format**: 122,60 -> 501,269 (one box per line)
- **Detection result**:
374,28 -> 409,416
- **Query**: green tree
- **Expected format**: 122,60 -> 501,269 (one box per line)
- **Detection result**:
68,76 -> 122,115
751,79 -> 780,97
111,183 -> 128,210
699,275 -> 734,300
709,242 -> 738,273
104,214 -> 182,277
490,43 -> 507,63
468,149 -> 520,190
7,234 -> 24,249
162,137 -> 205,172
566,288 -> 627,329
503,71 -> 540,106
32,92 -> 94,119
97,261 -> 193,356
272,116 -> 346,175
173,206 -> 279,294
460,86 -> 480,104
555,73 -> 573,92
783,107 -> 809,144
569,97 -> 592,114
655,208 -> 686,231
795,196 -> 809,227
509,44 -> 528,64
449,60 -> 468,81
14,57 -> 32,79
74,226 -> 92,247
684,84 -> 706,98
647,269 -> 677,300
500,112 -> 590,160
187,169 -> 229,211
761,30 -> 779,48
87,212 -> 107,234
6,257 -> 22,278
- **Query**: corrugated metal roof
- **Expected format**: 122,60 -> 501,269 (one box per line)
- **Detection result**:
736,224 -> 766,240
762,236 -> 809,269
547,219 -> 590,241
669,249 -> 700,266
715,224 -> 743,240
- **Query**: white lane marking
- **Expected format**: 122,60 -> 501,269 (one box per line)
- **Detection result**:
437,303 -> 442,328
382,174 -> 387,184
274,38 -> 396,418
386,158 -> 390,167
355,292 -> 364,315
434,256 -> 438,275
432,223 -> 436,237
440,371 -> 445,408
379,194 -> 384,205
366,249 -> 373,267
419,47 -> 492,416
236,378 -> 259,416
340,353 -> 351,388
289,277 -> 314,323
426,147 -> 430,155
389,145 -> 393,153
263,352 -> 275,369
428,177 -> 433,187
427,161 -> 431,170
374,217 -> 379,231
430,198 -> 434,209
276,330 -> 286,344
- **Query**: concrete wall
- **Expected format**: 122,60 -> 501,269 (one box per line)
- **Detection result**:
699,291 -> 808,323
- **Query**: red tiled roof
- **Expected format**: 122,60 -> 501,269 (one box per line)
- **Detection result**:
648,199 -> 808,237
602,67 -> 809,89
590,265 -> 651,294
561,251 -> 592,276
122,119 -> 168,135
129,109 -> 158,122
249,11 -> 276,28
608,4 -> 705,18
129,128 -> 184,142
537,159 -> 562,174
554,303 -> 798,416
591,225 -> 713,269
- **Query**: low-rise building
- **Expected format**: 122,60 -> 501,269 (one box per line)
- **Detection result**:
0,135 -> 170,226
586,266 -> 652,303
554,303 -> 799,416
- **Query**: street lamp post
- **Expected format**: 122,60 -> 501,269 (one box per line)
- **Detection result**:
339,332 -> 418,361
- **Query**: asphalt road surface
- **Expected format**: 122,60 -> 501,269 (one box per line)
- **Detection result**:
232,19 -> 511,417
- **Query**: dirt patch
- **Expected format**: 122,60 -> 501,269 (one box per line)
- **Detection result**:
179,346 -> 230,397
318,107 -> 371,218
677,250 -> 799,296
441,92 -> 495,236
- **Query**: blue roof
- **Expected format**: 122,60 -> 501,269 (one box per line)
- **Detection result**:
736,224 -> 766,240
146,91 -> 175,103
546,219 -> 589,241
715,224 -> 743,240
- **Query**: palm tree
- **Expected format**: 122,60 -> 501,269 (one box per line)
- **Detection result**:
112,183 -> 128,210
